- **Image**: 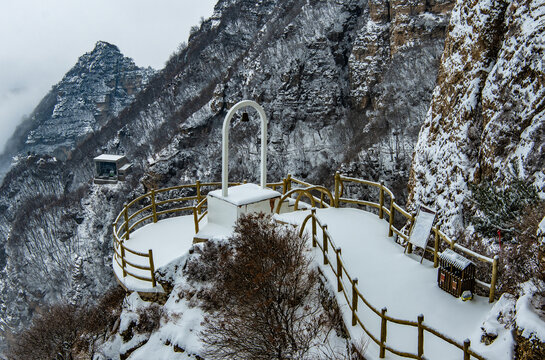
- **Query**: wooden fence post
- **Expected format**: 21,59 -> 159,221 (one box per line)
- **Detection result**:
151,188 -> 157,223
282,177 -> 288,194
407,211 -> 416,254
196,180 -> 202,214
380,307 -> 387,358
490,255 -> 499,303
334,172 -> 340,208
193,207 -> 199,234
388,198 -> 395,237
433,226 -> 440,268
123,203 -> 130,240
287,174 -> 292,192
112,223 -> 117,247
379,180 -> 384,219
352,278 -> 358,326
149,249 -> 156,287
323,224 -> 329,265
336,247 -> 342,292
418,314 -> 424,359
120,246 -> 127,277
463,339 -> 470,360
311,208 -> 317,247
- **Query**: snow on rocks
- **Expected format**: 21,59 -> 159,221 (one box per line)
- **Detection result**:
516,282 -> 545,343
409,0 -> 510,235
409,0 -> 545,235
478,293 -> 516,358
538,216 -> 545,239
100,250 -> 208,359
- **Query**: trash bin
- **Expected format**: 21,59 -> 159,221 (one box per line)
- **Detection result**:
438,249 -> 475,298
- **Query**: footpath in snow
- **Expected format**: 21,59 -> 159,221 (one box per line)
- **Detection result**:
276,207 -> 510,360
114,207 -> 512,359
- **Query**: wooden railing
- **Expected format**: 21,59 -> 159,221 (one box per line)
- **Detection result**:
113,172 -> 498,304
275,185 -> 334,213
299,208 -> 486,360
333,172 -> 498,303
113,180 -> 286,289
112,181 -> 243,289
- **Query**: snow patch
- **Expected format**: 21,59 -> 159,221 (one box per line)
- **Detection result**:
516,282 -> 545,342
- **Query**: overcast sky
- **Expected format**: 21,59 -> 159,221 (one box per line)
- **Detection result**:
0,0 -> 217,153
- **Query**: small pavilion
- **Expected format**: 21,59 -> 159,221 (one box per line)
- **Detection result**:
93,154 -> 132,184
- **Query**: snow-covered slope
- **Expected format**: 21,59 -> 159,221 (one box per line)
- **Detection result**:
409,0 -> 545,234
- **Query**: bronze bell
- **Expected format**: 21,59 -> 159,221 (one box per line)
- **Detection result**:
241,112 -> 249,122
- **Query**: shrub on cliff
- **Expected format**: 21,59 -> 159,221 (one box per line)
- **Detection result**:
6,286 -> 125,360
468,180 -> 539,240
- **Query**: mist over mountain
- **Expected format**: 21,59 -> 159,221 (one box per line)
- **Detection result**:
0,41 -> 154,181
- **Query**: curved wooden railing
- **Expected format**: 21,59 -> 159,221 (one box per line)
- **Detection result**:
113,180 -> 285,289
274,185 -> 334,213
298,208 -> 486,360
113,172 -> 497,301
112,181 -> 242,289
333,173 -> 498,303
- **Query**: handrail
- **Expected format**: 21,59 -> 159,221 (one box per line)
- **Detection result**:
113,180 -> 289,289
115,173 -> 497,297
274,185 -> 334,213
112,181 -> 225,290
298,208 -> 486,360
333,172 -> 498,302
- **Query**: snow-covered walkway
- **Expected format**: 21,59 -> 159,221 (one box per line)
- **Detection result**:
113,216 -> 197,292
276,207 -> 507,359
114,207 -> 509,359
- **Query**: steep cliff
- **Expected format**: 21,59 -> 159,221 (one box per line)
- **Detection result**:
409,0 -> 545,235
345,0 -> 453,199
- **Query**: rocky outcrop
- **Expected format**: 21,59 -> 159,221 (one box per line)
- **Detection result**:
408,0 -> 545,234
349,0 -> 453,111
345,0 -> 453,201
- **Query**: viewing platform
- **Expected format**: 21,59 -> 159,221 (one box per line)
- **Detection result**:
111,174 -> 502,359
110,101 -> 501,359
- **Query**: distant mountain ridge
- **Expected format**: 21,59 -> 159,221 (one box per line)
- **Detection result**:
0,41 -> 154,178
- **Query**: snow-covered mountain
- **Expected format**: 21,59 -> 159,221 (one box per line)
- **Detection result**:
0,41 -> 154,181
408,0 -> 545,235
0,0 -> 454,340
1,0 -> 544,355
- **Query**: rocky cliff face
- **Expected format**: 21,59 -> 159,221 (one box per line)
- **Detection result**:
408,0 -> 545,234
1,41 -> 154,164
0,0 -> 454,341
349,0 -> 452,111
344,0 -> 452,199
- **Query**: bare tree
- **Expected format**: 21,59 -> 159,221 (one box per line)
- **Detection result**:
6,287 -> 125,360
200,213 -> 328,360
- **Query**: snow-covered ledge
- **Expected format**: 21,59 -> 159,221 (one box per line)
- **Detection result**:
221,100 -> 268,197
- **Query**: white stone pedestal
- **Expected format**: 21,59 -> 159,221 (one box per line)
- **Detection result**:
193,183 -> 290,242
208,183 -> 284,228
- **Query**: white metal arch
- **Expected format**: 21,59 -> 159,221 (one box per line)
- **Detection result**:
222,100 -> 268,197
